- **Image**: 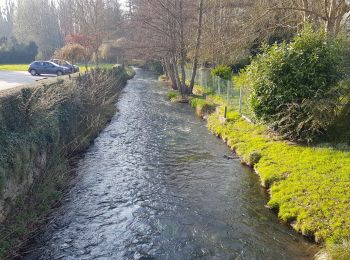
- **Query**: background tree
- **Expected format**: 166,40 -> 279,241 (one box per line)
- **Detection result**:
0,0 -> 14,39
54,43 -> 86,64
65,34 -> 95,69
14,0 -> 63,59
128,0 -> 205,95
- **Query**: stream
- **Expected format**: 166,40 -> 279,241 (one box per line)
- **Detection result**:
24,68 -> 317,260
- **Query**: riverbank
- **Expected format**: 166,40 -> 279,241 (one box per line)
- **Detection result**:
21,68 -> 317,259
0,67 -> 135,258
168,85 -> 350,245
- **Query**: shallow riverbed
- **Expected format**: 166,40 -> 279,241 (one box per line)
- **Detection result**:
24,68 -> 317,259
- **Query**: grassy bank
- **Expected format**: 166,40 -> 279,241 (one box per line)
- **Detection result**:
183,86 -> 350,245
0,67 -> 134,258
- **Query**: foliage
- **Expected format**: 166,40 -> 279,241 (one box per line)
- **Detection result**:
166,91 -> 180,101
54,43 -> 86,64
231,58 -> 251,74
0,38 -> 38,64
325,80 -> 350,144
190,97 -> 217,117
211,65 -> 232,80
237,27 -> 346,143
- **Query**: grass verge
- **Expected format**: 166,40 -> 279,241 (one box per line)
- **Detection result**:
186,85 -> 350,254
0,64 -> 29,71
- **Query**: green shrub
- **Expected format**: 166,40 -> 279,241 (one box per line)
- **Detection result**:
167,90 -> 178,99
325,79 -> 350,144
166,91 -> 181,102
237,26 -> 346,143
190,97 -> 216,117
211,65 -> 232,80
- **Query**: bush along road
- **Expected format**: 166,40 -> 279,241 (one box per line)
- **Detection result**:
0,66 -> 135,258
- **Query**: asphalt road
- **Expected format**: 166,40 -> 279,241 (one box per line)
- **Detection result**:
0,71 -> 50,91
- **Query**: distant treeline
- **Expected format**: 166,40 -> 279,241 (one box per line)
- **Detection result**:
0,37 -> 38,64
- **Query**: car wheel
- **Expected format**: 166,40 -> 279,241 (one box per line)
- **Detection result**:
30,69 -> 37,76
57,71 -> 63,76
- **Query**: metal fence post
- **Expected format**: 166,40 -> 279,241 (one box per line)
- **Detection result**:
239,87 -> 243,115
218,77 -> 221,95
226,80 -> 230,106
200,69 -> 203,87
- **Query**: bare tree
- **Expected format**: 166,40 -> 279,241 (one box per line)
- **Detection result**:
127,0 -> 205,95
0,0 -> 15,38
15,0 -> 63,58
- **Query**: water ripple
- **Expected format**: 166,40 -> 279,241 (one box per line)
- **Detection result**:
24,68 -> 317,260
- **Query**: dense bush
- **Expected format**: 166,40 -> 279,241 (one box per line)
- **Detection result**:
0,38 -> 38,64
237,27 -> 346,143
211,65 -> 232,80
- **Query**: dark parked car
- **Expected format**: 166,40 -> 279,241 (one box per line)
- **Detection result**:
50,59 -> 80,73
28,61 -> 71,76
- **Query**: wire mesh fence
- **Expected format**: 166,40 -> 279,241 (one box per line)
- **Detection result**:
185,67 -> 254,121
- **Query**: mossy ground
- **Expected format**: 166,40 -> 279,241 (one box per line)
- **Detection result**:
187,84 -> 350,247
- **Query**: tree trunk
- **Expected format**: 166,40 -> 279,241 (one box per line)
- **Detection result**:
95,51 -> 99,67
325,0 -> 337,35
179,0 -> 188,96
172,54 -> 181,91
302,0 -> 310,22
165,57 -> 178,90
189,0 -> 204,94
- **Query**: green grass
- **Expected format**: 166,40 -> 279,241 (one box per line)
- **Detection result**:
189,96 -> 217,117
189,85 -> 350,248
0,64 -> 29,71
166,90 -> 180,100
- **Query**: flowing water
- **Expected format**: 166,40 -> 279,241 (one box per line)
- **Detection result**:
24,68 -> 317,260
